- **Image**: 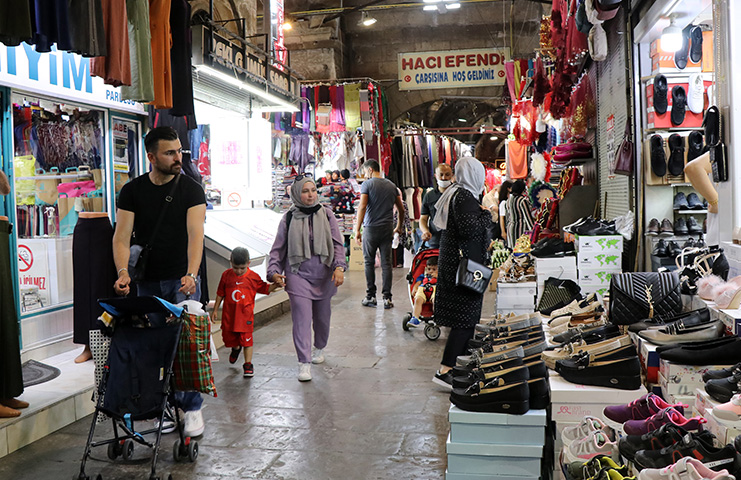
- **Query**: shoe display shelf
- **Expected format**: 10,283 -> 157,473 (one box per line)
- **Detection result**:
574,235 -> 623,300
496,281 -> 537,316
534,257 -> 578,305
446,405 -> 550,480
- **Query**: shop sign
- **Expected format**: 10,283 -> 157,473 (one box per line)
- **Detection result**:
17,241 -> 51,311
112,119 -> 137,173
0,42 -> 145,114
270,0 -> 287,70
194,26 -> 297,98
398,48 -> 510,91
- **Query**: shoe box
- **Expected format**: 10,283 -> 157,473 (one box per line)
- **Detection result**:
658,359 -> 733,397
549,373 -> 648,424
497,281 -> 537,311
446,405 -> 547,479
577,268 -> 621,286
649,39 -> 702,74
699,408 -> 741,445
574,235 -> 624,255
630,332 -> 660,384
695,387 -> 723,417
579,283 -> 610,301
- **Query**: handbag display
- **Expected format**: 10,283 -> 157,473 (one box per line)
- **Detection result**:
536,277 -> 582,313
456,257 -> 493,295
127,175 -> 180,282
613,120 -> 634,176
609,272 -> 681,325
704,106 -> 728,182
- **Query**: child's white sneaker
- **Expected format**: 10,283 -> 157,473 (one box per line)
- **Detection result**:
312,349 -> 325,364
298,362 -> 312,381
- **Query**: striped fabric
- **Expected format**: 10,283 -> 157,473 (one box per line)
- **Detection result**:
537,278 -> 581,313
174,312 -> 217,397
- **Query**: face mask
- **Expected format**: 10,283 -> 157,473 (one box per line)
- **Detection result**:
437,179 -> 452,188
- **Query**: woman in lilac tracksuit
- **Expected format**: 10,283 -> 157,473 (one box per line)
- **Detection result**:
267,176 -> 347,382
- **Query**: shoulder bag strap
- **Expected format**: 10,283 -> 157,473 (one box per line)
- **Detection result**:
144,174 -> 181,250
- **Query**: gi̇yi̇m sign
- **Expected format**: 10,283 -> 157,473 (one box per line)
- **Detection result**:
398,48 -> 510,91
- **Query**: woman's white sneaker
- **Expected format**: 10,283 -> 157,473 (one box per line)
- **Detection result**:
311,348 -> 325,364
298,362 -> 312,381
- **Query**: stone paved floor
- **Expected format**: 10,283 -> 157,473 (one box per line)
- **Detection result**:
0,270 -> 496,479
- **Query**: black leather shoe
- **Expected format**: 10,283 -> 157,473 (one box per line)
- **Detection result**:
552,323 -> 621,346
687,216 -> 703,234
556,354 -> 642,390
687,131 -> 704,161
674,25 -> 692,69
671,86 -> 687,126
628,308 -> 710,333
450,380 -> 530,413
660,218 -> 674,235
660,336 -> 741,365
703,363 -> 741,382
647,218 -> 660,235
674,217 -> 689,235
705,370 -> 741,403
650,134 -> 667,177
527,377 -> 550,410
689,25 -> 703,63
666,240 -> 683,258
686,192 -> 704,210
653,74 -> 668,114
681,238 -> 696,250
668,134 -> 685,175
652,239 -> 668,257
452,364 -> 530,390
673,192 -> 690,210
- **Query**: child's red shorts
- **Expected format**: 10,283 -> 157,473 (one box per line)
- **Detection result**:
222,329 -> 253,348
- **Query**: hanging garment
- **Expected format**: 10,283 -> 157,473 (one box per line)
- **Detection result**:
29,0 -> 73,52
344,84 -> 361,130
329,85 -> 346,131
0,0 -> 32,47
507,141 -> 529,179
67,0 -> 107,57
149,0 -> 173,109
120,0 -> 154,102
0,219 -> 23,400
73,216 -> 116,345
168,0 -> 195,116
359,89 -> 373,137
91,0 -> 132,87
300,86 -> 310,132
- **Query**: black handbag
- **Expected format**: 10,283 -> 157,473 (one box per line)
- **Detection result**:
456,257 -> 493,295
704,106 -> 728,182
127,175 -> 180,282
609,272 -> 681,325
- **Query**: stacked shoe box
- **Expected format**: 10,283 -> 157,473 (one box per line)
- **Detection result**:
496,282 -> 537,316
694,388 -> 741,445
659,359 -> 731,407
574,235 -> 623,299
446,405 -> 548,480
534,257 -> 577,304
629,332 -> 660,384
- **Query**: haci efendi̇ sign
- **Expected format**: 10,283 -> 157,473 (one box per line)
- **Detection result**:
398,48 -> 510,91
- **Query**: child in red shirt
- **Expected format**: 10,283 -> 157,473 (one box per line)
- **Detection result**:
213,247 -> 279,377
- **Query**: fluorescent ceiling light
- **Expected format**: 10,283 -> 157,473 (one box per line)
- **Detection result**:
660,14 -> 683,52
423,5 -> 437,11
195,65 -> 299,112
458,118 -> 467,123
423,0 -> 441,3
446,3 -> 461,9
490,136 -> 497,141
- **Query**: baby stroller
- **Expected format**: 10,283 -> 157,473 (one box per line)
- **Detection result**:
77,296 -> 198,480
401,247 -> 441,340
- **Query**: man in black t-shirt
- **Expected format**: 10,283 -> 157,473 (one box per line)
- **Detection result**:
112,126 -> 207,437
419,164 -> 453,249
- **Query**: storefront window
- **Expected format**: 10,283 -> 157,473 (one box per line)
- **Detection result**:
11,94 -> 106,313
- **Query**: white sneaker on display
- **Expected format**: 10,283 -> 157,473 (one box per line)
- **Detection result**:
298,362 -> 312,382
311,348 -> 325,364
183,409 -> 205,437
687,73 -> 704,114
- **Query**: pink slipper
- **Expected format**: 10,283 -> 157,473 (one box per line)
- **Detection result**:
698,275 -> 725,300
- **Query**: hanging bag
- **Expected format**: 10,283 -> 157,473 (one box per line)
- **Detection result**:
173,309 -> 217,396
128,175 -> 181,282
613,120 -> 634,176
609,272 -> 681,325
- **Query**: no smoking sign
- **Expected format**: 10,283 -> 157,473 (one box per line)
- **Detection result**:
227,192 -> 241,207
18,245 -> 33,272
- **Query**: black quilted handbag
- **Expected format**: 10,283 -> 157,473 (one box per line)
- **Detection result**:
609,272 -> 681,325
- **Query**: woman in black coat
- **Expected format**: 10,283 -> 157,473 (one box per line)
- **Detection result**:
431,157 -> 492,389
